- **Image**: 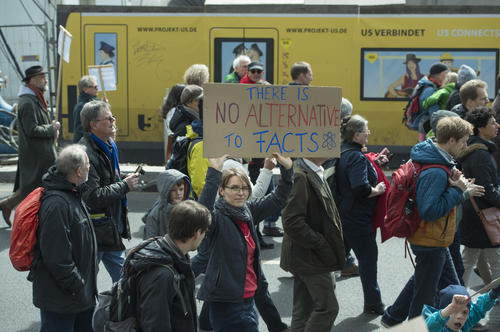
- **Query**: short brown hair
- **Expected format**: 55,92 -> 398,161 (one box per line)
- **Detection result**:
220,168 -> 252,199
168,200 -> 211,242
435,116 -> 472,144
291,61 -> 311,80
459,79 -> 487,104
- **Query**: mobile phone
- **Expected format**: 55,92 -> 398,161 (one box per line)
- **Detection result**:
387,153 -> 395,160
135,165 -> 143,174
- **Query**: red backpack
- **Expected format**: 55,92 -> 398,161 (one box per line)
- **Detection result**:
402,84 -> 425,130
9,187 -> 44,271
384,160 -> 451,239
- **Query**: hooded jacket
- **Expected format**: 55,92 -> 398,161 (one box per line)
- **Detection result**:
412,77 -> 440,130
457,136 -> 500,248
408,139 -> 463,247
132,237 -> 197,332
32,166 -> 98,314
143,170 -> 192,239
169,104 -> 199,139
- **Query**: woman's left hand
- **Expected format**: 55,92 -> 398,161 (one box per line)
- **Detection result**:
272,152 -> 293,170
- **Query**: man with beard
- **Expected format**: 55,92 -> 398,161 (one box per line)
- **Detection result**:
79,100 -> 139,283
0,66 -> 60,226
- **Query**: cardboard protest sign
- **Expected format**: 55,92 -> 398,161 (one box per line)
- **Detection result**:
88,65 -> 116,93
203,83 -> 341,158
387,316 -> 428,332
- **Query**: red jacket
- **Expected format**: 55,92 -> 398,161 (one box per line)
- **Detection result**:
239,74 -> 255,84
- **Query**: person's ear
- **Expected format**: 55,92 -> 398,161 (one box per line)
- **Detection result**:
218,186 -> 224,197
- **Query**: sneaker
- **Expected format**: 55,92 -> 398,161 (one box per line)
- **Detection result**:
364,303 -> 385,315
262,226 -> 284,237
259,238 -> 275,250
471,322 -> 489,331
341,264 -> 360,277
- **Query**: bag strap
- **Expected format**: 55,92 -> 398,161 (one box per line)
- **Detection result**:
161,264 -> 188,317
470,196 -> 482,216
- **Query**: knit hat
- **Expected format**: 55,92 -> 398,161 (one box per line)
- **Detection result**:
458,64 -> 478,86
429,62 -> 449,76
431,110 -> 459,134
439,285 -> 470,309
180,85 -> 203,105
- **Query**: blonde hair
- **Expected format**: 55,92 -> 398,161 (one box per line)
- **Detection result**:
435,116 -> 472,144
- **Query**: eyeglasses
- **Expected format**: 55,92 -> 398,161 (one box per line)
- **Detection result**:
250,69 -> 263,74
91,85 -> 98,89
225,186 -> 251,194
95,115 -> 115,122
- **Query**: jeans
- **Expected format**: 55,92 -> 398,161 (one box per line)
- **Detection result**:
440,231 -> 464,289
209,298 -> 258,332
344,231 -> 382,306
97,250 -> 125,283
199,276 -> 287,332
382,246 -> 459,325
291,272 -> 339,332
40,307 -> 94,332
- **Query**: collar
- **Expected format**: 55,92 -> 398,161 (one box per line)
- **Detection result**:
303,158 -> 325,180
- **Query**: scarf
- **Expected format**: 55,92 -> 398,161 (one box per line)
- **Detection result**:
90,133 -> 127,207
26,83 -> 48,110
214,196 -> 252,223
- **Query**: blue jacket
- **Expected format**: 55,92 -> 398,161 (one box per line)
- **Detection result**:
412,77 -> 440,130
337,142 -> 378,236
423,293 -> 497,332
411,139 -> 463,222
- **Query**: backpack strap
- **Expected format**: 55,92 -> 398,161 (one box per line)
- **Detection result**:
161,264 -> 188,317
122,236 -> 163,276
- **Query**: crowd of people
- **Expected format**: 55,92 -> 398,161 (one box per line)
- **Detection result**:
2,57 -> 500,332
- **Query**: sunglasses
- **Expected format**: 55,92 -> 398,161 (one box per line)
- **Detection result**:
250,69 -> 263,74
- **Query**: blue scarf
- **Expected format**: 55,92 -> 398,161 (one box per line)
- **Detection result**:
90,133 -> 127,207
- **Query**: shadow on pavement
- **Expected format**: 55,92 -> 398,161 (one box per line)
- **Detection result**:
0,227 -> 11,253
16,321 -> 40,332
334,312 -> 381,331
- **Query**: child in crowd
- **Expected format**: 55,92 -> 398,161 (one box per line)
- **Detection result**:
422,284 -> 499,332
143,169 -> 191,239
423,72 -> 458,111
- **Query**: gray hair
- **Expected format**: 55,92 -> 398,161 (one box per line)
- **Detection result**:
80,100 -> 109,132
78,75 -> 97,93
56,144 -> 87,177
341,114 -> 368,142
233,55 -> 251,70
183,64 -> 209,86
340,97 -> 353,120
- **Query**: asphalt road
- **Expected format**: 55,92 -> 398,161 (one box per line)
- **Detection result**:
0,182 -> 498,331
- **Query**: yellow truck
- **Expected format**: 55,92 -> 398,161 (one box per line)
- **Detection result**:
58,5 -> 499,163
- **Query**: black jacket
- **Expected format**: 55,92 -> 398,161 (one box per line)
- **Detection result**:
451,103 -> 469,120
446,87 -> 462,110
32,166 -> 98,314
169,105 -> 199,139
458,136 -> 500,248
72,92 -> 98,143
80,133 -> 130,251
131,237 -> 197,332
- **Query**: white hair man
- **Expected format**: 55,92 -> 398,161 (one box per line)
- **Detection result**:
224,55 -> 251,83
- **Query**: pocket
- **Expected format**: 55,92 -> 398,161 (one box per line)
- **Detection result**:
92,217 -> 118,247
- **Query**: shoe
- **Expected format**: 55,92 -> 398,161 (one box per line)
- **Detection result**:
380,319 -> 394,328
471,322 -> 489,331
0,204 -> 12,227
364,303 -> 385,315
262,226 -> 284,237
341,264 -> 360,277
259,238 -> 275,249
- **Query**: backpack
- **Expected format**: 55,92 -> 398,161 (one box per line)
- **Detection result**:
168,136 -> 202,176
9,187 -> 71,272
402,84 -> 426,130
92,237 -> 186,332
384,160 -> 451,239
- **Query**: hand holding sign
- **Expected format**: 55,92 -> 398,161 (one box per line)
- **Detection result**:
273,152 -> 293,170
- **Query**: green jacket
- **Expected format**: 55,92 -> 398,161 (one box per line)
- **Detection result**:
223,71 -> 241,83
422,83 -> 455,110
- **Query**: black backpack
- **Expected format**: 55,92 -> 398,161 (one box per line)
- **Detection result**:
168,136 -> 202,176
92,237 -> 186,332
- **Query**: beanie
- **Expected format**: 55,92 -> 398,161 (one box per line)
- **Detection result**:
429,62 -> 449,76
180,85 -> 203,105
458,64 -> 478,86
439,285 -> 470,310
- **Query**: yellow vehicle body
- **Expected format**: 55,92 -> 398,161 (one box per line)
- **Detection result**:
59,6 -> 500,162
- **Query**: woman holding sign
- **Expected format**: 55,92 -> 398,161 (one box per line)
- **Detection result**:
196,153 -> 293,332
336,115 -> 386,315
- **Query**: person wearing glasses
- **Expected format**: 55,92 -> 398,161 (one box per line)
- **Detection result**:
196,153 -> 293,332
240,61 -> 268,84
72,75 -> 108,143
79,100 -> 139,283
